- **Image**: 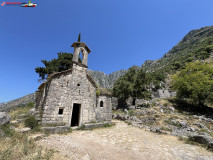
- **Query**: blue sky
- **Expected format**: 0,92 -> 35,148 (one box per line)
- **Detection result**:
0,0 -> 213,102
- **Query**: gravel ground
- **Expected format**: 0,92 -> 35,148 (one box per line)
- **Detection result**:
38,120 -> 213,160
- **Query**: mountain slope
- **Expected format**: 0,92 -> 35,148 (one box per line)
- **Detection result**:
142,26 -> 213,73
0,93 -> 36,112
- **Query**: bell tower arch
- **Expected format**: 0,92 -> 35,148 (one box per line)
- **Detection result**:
71,42 -> 91,66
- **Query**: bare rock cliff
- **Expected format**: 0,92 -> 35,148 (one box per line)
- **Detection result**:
87,69 -> 127,89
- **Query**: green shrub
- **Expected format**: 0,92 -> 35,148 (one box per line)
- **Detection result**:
128,110 -> 135,116
27,102 -> 35,108
24,116 -> 39,130
103,122 -> 115,128
163,102 -> 169,107
0,124 -> 15,137
164,119 -> 181,128
171,61 -> 213,107
179,136 -> 213,152
77,125 -> 86,130
186,57 -> 194,62
96,89 -> 100,96
151,101 -> 156,107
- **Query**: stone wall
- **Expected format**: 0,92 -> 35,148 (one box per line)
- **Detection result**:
96,95 -> 112,122
38,63 -> 97,126
111,97 -> 118,110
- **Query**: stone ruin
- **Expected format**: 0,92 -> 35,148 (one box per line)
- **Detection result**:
35,41 -> 112,127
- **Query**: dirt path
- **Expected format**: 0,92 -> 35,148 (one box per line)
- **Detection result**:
38,120 -> 213,160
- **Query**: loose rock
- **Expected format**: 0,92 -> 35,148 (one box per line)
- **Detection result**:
196,123 -> 210,131
189,132 -> 213,145
15,127 -> 31,133
0,112 -> 11,125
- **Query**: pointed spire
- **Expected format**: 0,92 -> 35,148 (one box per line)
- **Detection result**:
77,33 -> 81,42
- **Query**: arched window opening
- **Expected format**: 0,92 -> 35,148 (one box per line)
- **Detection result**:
79,51 -> 83,63
100,101 -> 104,107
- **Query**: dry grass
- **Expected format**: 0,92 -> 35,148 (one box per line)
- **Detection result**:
9,102 -> 34,120
0,124 -> 70,160
0,103 -> 71,160
0,130 -> 54,160
112,110 -> 125,115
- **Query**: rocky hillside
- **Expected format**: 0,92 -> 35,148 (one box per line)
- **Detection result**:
87,69 -> 127,89
0,93 -> 36,112
90,26 -> 213,90
142,26 -> 213,73
0,103 -> 4,107
112,99 -> 213,151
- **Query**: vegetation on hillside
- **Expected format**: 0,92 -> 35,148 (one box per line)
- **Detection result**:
0,102 -> 57,160
113,26 -> 213,109
113,67 -> 152,107
113,66 -> 166,107
142,26 -> 213,76
171,61 -> 213,107
0,130 -> 55,160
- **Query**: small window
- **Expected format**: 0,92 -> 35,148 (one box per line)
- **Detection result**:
100,101 -> 104,107
58,108 -> 64,115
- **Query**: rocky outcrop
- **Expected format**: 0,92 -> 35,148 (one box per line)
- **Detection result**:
0,112 -> 11,125
189,132 -> 213,149
112,101 -> 213,149
152,89 -> 171,99
87,69 -> 127,89
142,26 -> 213,73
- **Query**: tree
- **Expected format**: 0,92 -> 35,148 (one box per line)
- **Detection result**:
35,52 -> 81,80
171,61 -> 213,107
113,67 -> 136,106
133,69 -> 151,100
113,67 -> 151,107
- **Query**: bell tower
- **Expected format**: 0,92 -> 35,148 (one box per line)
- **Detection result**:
71,42 -> 91,67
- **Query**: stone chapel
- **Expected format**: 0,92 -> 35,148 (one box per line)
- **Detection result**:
35,41 -> 112,126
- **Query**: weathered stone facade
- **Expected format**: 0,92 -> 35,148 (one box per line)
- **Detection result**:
35,42 -> 112,126
96,95 -> 112,121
